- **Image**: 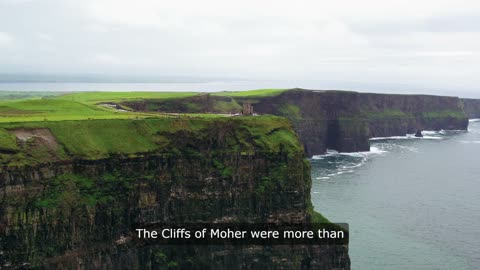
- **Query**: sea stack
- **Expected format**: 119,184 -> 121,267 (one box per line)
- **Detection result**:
415,130 -> 423,137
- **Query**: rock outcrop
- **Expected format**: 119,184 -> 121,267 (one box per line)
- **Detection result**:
0,117 -> 350,270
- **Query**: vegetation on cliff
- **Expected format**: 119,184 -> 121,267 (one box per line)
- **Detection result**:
0,128 -> 18,152
0,110 -> 338,268
54,91 -> 198,104
0,98 -> 157,123
212,89 -> 286,97
0,115 -> 302,163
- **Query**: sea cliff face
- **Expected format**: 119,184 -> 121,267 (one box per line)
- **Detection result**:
120,89 -> 469,156
0,117 -> 350,269
237,90 -> 468,156
462,98 -> 480,119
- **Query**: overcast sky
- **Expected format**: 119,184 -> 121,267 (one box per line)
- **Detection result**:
1,0 -> 480,93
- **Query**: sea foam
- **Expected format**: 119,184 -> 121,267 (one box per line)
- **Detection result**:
370,132 -> 443,141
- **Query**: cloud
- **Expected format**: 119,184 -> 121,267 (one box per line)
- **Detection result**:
0,32 -> 13,47
34,32 -> 53,42
89,53 -> 121,65
2,0 -> 480,92
0,0 -> 37,4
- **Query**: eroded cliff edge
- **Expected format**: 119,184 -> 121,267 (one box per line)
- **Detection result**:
121,89 -> 469,156
0,117 -> 350,269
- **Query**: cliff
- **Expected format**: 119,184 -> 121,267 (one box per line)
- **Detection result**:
119,89 -> 469,156
461,98 -> 480,119
0,117 -> 350,269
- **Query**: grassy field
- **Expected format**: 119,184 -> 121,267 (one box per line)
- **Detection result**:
0,98 -> 160,123
54,91 -> 200,104
0,89 -> 292,123
53,89 -> 287,104
212,89 -> 286,97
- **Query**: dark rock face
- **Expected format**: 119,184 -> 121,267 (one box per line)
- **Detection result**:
241,90 -> 468,156
243,90 -> 371,155
358,93 -> 468,136
0,119 -> 350,270
462,98 -> 480,119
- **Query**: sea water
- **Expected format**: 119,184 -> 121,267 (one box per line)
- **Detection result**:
311,120 -> 480,270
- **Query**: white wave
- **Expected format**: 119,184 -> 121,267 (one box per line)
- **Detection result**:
370,133 -> 443,140
372,136 -> 406,140
312,146 -> 390,180
312,146 -> 387,159
369,146 -> 388,154
421,136 -> 443,140
338,147 -> 387,157
439,129 -> 467,134
469,118 -> 480,122
340,161 -> 365,170
370,135 -> 417,140
421,130 -> 439,135
312,150 -> 339,159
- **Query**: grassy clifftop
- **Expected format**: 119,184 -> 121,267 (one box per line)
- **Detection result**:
54,91 -> 198,104
53,89 -> 286,104
0,90 -> 305,165
212,89 -> 286,97
0,89 -> 286,122
0,116 -> 303,166
0,98 -> 157,123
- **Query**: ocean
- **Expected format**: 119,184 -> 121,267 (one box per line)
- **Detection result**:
311,120 -> 480,270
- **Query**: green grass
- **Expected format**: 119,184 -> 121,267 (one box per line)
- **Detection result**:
212,99 -> 242,112
0,90 -> 302,161
0,90 -> 289,123
0,116 -> 302,162
54,91 -> 199,104
0,128 -> 19,152
278,104 -> 302,119
311,210 -> 331,223
181,113 -> 229,118
212,89 -> 286,97
0,98 -> 160,123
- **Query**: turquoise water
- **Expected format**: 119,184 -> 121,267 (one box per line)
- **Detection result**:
311,121 -> 480,270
